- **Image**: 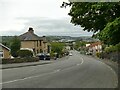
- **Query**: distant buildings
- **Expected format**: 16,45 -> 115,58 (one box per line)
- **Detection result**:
0,43 -> 11,59
86,42 -> 102,55
19,27 -> 50,55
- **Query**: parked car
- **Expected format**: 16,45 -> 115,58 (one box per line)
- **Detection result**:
37,53 -> 45,60
37,53 -> 50,60
45,54 -> 50,60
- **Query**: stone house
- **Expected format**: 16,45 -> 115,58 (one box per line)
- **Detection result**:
19,27 -> 49,55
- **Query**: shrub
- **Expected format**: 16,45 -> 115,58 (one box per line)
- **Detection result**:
115,42 -> 120,52
2,57 -> 39,64
18,50 -> 33,58
104,45 -> 117,53
10,36 -> 21,57
96,52 -> 101,57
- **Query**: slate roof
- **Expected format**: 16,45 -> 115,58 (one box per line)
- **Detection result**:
19,27 -> 44,41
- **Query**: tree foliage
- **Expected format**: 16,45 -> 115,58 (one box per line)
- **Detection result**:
97,17 -> 120,45
50,42 -> 65,55
74,41 -> 87,50
104,42 -> 120,53
61,2 -> 120,45
10,36 -> 21,57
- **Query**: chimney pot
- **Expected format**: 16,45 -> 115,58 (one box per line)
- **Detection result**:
28,27 -> 34,33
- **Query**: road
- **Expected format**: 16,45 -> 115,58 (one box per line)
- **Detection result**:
1,51 -> 118,88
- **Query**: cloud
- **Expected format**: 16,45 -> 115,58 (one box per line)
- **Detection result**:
18,17 -> 93,37
1,17 -> 93,36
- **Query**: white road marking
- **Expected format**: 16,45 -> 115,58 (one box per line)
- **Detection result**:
0,69 -> 62,85
76,57 -> 84,66
53,69 -> 61,73
1,56 -> 84,85
76,64 -> 80,66
81,57 -> 84,65
0,71 -> 56,85
99,61 -> 118,87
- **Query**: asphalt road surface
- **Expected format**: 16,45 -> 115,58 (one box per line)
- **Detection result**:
1,51 -> 118,88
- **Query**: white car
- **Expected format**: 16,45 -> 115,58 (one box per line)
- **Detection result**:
69,53 -> 72,56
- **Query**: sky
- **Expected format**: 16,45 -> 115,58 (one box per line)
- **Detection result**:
0,0 -> 93,37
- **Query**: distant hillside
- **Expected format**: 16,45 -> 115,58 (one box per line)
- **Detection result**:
46,36 -> 98,42
1,35 -> 99,48
2,36 -> 14,48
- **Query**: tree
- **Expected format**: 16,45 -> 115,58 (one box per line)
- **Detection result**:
61,2 -> 120,45
10,36 -> 21,57
74,41 -> 87,50
50,42 -> 65,55
97,17 -> 120,45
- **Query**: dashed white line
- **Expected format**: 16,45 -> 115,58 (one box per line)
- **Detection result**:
53,69 -> 61,73
1,57 -> 84,85
81,57 -> 84,65
76,57 -> 84,66
0,69 -> 61,85
76,64 -> 80,66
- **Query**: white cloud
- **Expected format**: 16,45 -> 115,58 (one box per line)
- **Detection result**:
0,0 -> 92,37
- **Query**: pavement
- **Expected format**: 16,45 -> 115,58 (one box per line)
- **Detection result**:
0,56 -> 69,69
1,60 -> 52,69
1,51 -> 118,88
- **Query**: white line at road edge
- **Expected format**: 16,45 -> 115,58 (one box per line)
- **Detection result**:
77,57 -> 84,66
97,60 -> 118,87
0,70 -> 58,85
81,57 -> 84,65
1,58 -> 84,85
53,69 -> 61,73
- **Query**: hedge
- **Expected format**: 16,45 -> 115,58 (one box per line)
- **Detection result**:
17,50 -> 33,58
1,57 -> 39,64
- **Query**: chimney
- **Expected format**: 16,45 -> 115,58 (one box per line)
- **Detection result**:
28,27 -> 34,33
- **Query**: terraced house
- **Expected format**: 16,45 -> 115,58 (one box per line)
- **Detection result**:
19,27 -> 49,55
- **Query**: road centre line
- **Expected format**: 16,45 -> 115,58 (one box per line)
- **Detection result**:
1,57 -> 84,85
0,70 -> 59,85
76,57 -> 84,66
81,57 -> 84,65
53,69 -> 61,73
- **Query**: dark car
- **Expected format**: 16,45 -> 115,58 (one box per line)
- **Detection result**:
45,54 -> 50,60
37,53 -> 50,60
37,53 -> 45,60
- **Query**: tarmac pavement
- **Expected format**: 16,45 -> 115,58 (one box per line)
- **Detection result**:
0,56 -> 69,69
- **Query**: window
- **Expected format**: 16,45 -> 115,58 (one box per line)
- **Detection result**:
37,50 -> 39,54
40,49 -> 43,53
39,40 -> 42,46
37,41 -> 39,47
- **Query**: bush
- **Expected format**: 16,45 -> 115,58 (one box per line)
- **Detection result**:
96,52 -> 100,57
18,50 -> 33,58
105,45 -> 117,53
10,36 -> 21,57
2,57 -> 39,64
116,42 -> 120,52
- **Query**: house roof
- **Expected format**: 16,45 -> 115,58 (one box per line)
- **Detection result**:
88,42 -> 102,48
19,27 -> 45,41
0,43 -> 10,51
